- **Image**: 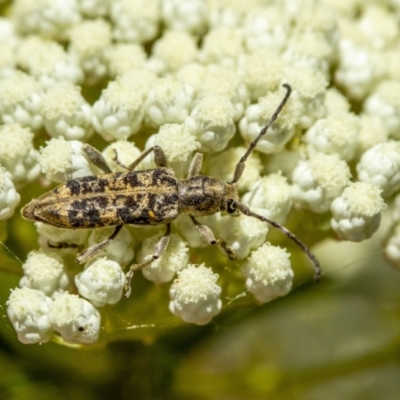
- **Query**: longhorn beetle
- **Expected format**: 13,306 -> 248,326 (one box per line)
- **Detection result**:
22,84 -> 321,296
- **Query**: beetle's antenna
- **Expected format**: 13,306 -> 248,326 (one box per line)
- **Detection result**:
230,84 -> 292,184
233,201 -> 321,283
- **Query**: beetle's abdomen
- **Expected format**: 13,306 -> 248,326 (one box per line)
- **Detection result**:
179,176 -> 225,217
22,168 -> 180,228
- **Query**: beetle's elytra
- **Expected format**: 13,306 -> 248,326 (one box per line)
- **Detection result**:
22,84 -> 321,296
23,168 -> 182,228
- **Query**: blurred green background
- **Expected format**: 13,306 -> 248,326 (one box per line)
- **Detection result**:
1,208 -> 400,400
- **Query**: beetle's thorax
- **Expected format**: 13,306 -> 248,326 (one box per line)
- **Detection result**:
178,176 -> 239,217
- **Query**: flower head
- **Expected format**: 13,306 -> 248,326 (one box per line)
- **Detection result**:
169,264 -> 222,325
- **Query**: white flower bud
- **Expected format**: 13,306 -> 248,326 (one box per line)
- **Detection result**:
87,226 -> 134,267
42,83 -> 93,140
0,41 -> 16,80
265,148 -> 305,178
177,63 -> 206,97
149,30 -> 198,74
331,182 -> 385,242
197,65 -> 249,122
219,214 -> 269,260
335,23 -> 381,100
7,287 -> 53,344
292,153 -> 351,213
111,0 -> 161,44
39,137 -> 94,183
356,115 -> 388,157
283,31 -> 333,75
239,87 -> 301,154
19,250 -> 69,297
12,0 -> 81,41
152,124 -> 199,177
145,76 -> 194,127
244,6 -> 290,53
162,0 -> 207,35
139,233 -> 189,284
358,5 -> 398,50
200,27 -> 244,67
0,124 -> 40,187
119,68 -> 158,101
107,43 -> 147,77
304,111 -> 360,161
49,293 -> 101,344
169,264 -> 222,325
238,50 -> 283,102
0,18 -> 18,46
363,80 -> 400,140
0,72 -> 44,130
0,167 -> 20,220
242,243 -> 293,303
242,172 -> 292,224
357,141 -> 400,197
93,78 -> 144,141
384,47 -> 400,82
76,258 -> 126,307
16,36 -> 83,89
324,88 -> 351,115
78,0 -> 112,18
207,0 -> 250,28
186,94 -> 235,153
284,3 -> 338,46
68,19 -> 112,84
284,67 -> 328,129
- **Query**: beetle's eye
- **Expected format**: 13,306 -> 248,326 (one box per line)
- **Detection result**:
227,199 -> 237,214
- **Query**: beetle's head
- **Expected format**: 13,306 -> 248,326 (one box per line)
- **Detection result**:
223,182 -> 240,216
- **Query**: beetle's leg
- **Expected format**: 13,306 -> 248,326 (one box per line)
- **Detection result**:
75,225 -> 123,264
82,144 -> 112,174
125,145 -> 168,171
124,223 -> 171,298
111,149 -> 129,170
187,153 -> 203,178
113,146 -> 168,172
190,216 -> 236,260
48,240 -> 83,251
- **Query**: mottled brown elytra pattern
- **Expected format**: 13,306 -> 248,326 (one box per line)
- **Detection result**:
22,84 -> 321,296
23,168 -> 181,228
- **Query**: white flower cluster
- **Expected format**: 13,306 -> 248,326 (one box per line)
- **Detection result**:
0,123 -> 40,187
0,167 -> 20,219
242,243 -> 293,303
41,83 -> 93,141
38,137 -> 95,183
2,0 -> 400,343
331,182 -> 385,242
169,264 -> 222,325
7,251 -> 101,344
